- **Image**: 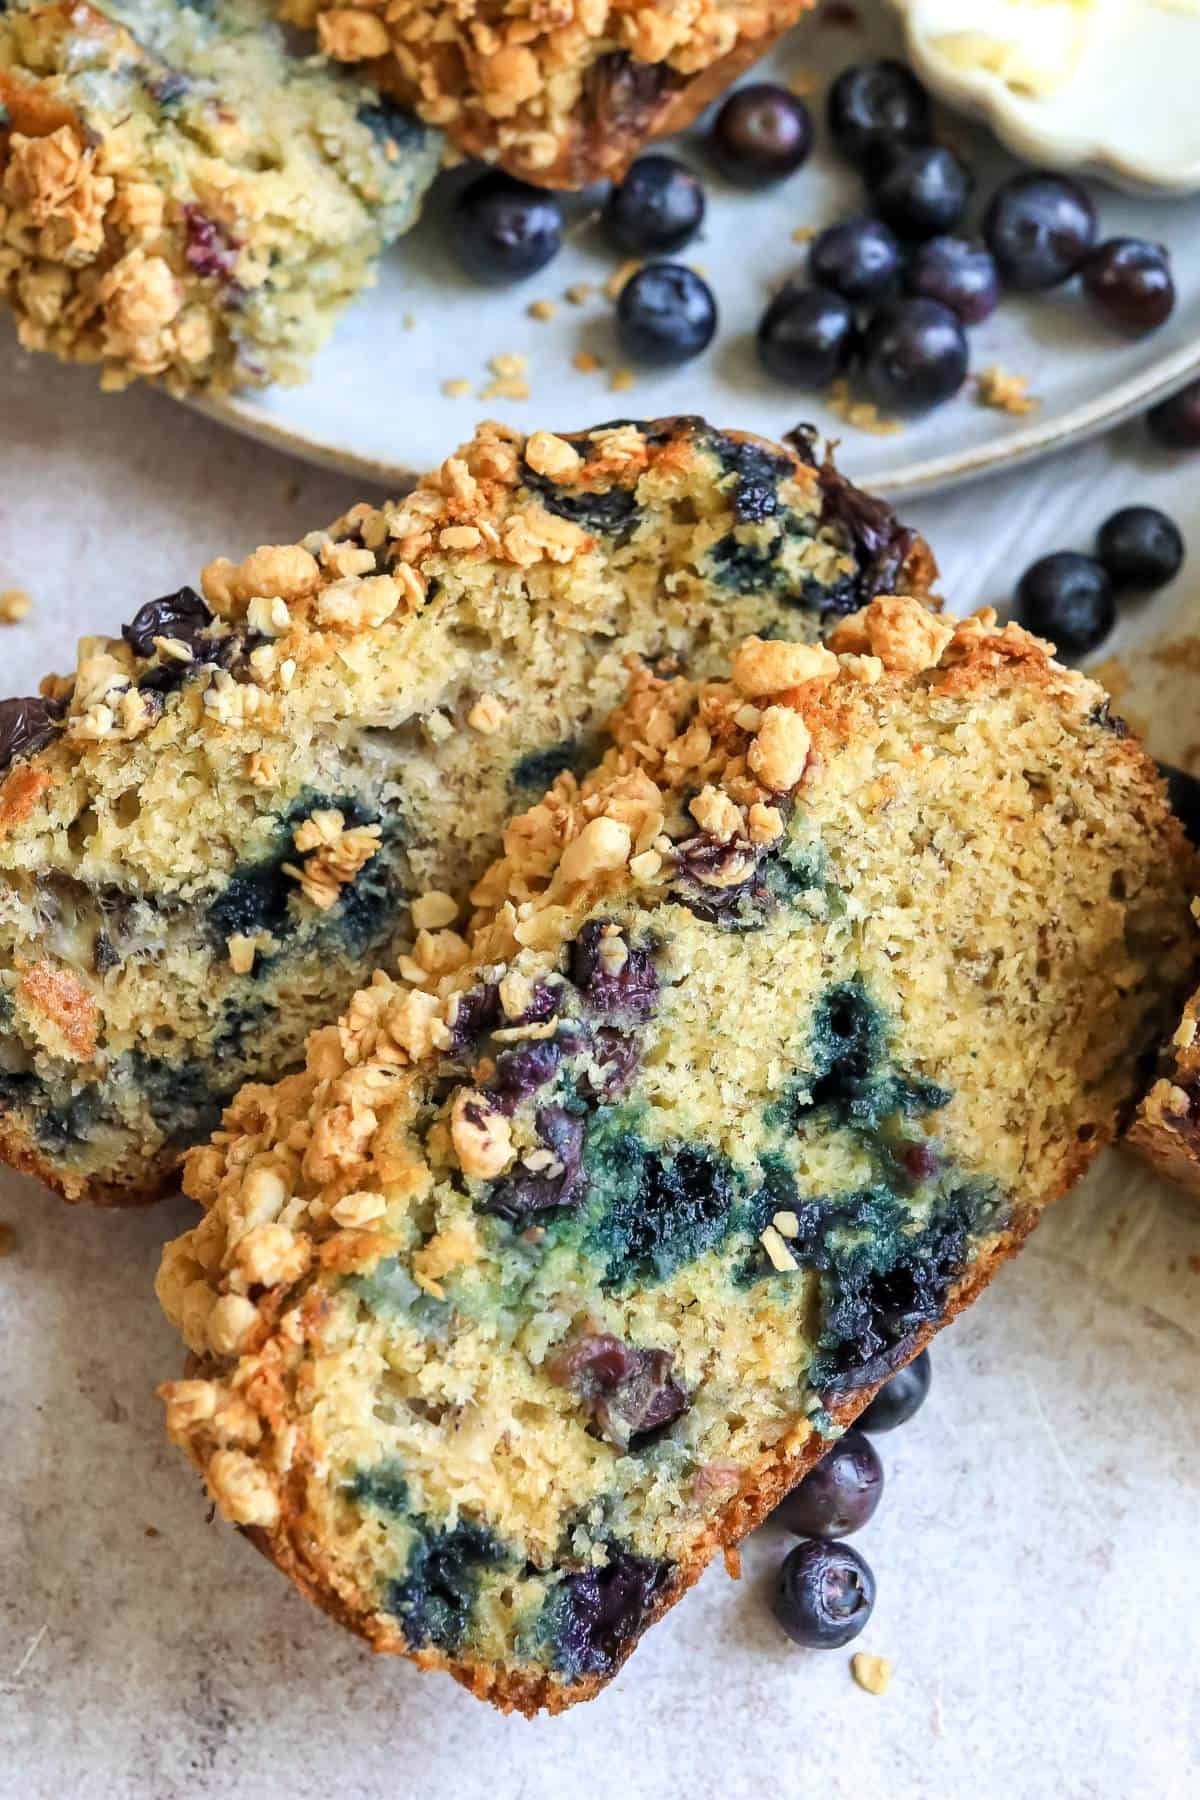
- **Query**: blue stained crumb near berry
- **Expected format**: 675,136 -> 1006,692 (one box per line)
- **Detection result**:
774,1539 -> 876,1649
826,60 -> 931,174
353,1463 -> 508,1654
858,1348 -> 932,1433
772,1430 -> 883,1539
603,154 -> 706,254
1095,506 -> 1184,590
569,920 -> 659,1018
1016,551 -> 1115,657
982,171 -> 1097,291
708,83 -> 813,186
452,172 -> 563,284
615,263 -> 717,366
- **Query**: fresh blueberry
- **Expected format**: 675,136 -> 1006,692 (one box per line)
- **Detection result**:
861,297 -> 968,413
756,284 -> 857,387
858,1348 -> 931,1432
452,173 -> 563,283
773,1539 -> 876,1649
615,263 -> 717,366
1016,552 -> 1115,657
1081,238 -> 1175,337
772,1431 -> 883,1539
982,171 -> 1097,290
602,155 -> 706,255
809,216 -> 900,303
871,145 -> 971,241
708,83 -> 813,186
827,59 -> 931,173
1147,378 -> 1200,450
1096,506 -> 1184,591
906,236 -> 999,325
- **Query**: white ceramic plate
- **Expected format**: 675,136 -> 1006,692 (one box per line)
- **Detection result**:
190,3 -> 1200,500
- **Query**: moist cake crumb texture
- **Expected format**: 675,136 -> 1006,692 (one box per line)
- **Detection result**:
155,593 -> 1195,1713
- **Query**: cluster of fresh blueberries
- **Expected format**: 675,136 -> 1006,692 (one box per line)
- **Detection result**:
1016,504 -> 1186,659
768,1348 -> 931,1651
449,59 -> 1178,411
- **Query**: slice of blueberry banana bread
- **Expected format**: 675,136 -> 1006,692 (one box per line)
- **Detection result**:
157,596 -> 1196,1714
1126,924 -> 1200,1198
286,0 -> 815,187
0,418 -> 934,1204
0,0 -> 439,391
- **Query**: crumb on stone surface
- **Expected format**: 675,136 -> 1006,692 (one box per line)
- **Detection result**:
0,589 -> 31,623
528,299 -> 557,321
573,349 -> 603,373
827,380 -> 902,436
976,365 -> 1038,416
851,1652 -> 892,1695
609,367 -> 635,393
565,282 -> 594,305
605,260 -> 642,301
791,225 -> 816,243
0,1223 -> 14,1255
442,378 -> 473,398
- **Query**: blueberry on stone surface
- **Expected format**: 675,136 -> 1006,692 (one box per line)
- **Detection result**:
1016,552 -> 1115,657
602,155 -> 705,254
827,60 -> 931,173
708,83 -> 813,185
860,297 -> 968,414
1096,506 -> 1184,591
615,263 -> 717,366
809,216 -> 900,304
1147,378 -> 1200,450
858,1348 -> 931,1432
773,1539 -> 876,1649
871,145 -> 971,242
1081,238 -> 1175,337
982,171 -> 1097,290
452,173 -> 563,283
905,236 -> 999,325
773,1431 -> 883,1539
756,284 -> 857,387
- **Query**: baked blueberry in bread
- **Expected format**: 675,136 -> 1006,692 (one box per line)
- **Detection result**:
157,596 -> 1195,1713
285,0 -> 817,187
0,418 -> 934,1203
0,0 -> 440,391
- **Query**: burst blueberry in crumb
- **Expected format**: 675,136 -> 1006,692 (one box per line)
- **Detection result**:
858,1349 -> 932,1432
0,696 -> 62,773
774,1539 -> 876,1648
122,585 -> 213,658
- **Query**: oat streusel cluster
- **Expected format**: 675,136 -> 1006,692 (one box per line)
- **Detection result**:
156,594 -> 1195,1714
286,0 -> 817,184
0,416 -> 935,1203
0,0 -> 439,391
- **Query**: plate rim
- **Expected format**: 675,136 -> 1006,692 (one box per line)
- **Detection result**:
189,335 -> 1200,503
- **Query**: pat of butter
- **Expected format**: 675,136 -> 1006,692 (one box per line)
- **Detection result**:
920,0 -> 1200,97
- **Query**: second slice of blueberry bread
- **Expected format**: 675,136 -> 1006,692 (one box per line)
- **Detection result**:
0,417 -> 934,1203
0,0 -> 440,391
156,596 -> 1195,1714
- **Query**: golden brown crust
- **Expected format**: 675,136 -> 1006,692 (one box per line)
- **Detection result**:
311,0 -> 817,188
235,1201 -> 1047,1716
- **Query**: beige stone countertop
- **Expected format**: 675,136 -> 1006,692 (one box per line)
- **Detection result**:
0,331 -> 1197,1800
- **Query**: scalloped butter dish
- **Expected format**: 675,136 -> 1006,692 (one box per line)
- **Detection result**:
889,0 -> 1200,195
